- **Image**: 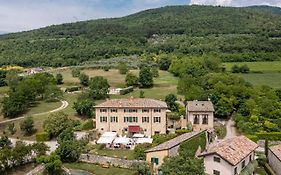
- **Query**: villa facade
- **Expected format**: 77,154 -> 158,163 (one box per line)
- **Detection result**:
95,98 -> 168,137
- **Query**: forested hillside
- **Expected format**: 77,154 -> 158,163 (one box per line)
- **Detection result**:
0,5 -> 281,67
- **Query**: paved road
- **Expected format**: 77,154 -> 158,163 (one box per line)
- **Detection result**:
225,118 -> 239,139
0,100 -> 69,124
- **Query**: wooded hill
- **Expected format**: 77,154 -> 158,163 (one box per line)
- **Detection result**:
0,5 -> 281,67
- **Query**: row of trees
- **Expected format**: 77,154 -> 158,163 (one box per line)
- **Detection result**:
0,136 -> 49,173
1,73 -> 62,118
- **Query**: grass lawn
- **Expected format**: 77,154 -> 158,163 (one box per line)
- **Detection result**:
64,163 -> 136,175
223,61 -> 281,88
0,93 -> 83,140
90,148 -> 135,160
51,68 -> 178,100
238,73 -> 281,88
223,61 -> 281,73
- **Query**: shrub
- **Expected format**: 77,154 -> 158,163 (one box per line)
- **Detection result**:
175,129 -> 191,135
36,132 -> 50,141
72,69 -> 81,77
65,86 -> 81,92
231,64 -> 240,73
120,86 -> 134,95
81,120 -> 94,130
102,66 -> 110,71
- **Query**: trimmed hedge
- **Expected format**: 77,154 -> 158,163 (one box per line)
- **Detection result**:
120,86 -> 134,95
65,86 -> 81,92
36,132 -> 50,141
175,129 -> 191,135
256,132 -> 281,141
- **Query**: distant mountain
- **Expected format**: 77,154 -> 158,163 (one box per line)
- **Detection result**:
0,5 -> 280,67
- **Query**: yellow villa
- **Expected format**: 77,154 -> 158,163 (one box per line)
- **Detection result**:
95,98 -> 168,137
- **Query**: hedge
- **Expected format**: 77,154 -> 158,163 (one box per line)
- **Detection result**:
256,132 -> 281,141
175,129 -> 191,135
120,86 -> 133,95
65,86 -> 81,92
81,119 -> 94,130
36,132 -> 50,141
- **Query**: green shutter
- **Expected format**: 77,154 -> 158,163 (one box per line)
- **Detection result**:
155,158 -> 159,165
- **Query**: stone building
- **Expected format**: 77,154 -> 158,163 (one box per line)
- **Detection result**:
199,136 -> 258,175
268,144 -> 281,175
185,100 -> 214,131
95,98 -> 167,137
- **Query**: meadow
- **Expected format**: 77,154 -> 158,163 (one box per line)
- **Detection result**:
223,61 -> 281,88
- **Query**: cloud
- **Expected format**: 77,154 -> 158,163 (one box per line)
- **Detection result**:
190,0 -> 281,7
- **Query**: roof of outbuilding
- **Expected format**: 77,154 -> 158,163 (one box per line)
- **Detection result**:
145,130 -> 205,153
269,144 -> 281,161
200,136 -> 258,166
187,101 -> 214,112
95,98 -> 167,108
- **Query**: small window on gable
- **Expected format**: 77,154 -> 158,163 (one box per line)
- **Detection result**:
214,156 -> 221,163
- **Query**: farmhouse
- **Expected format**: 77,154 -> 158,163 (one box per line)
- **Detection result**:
144,130 -> 206,169
199,136 -> 258,175
95,98 -> 167,137
268,144 -> 281,175
185,100 -> 214,131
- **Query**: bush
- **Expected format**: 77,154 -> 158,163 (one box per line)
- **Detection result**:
36,132 -> 50,141
102,66 -> 110,71
65,86 -> 81,92
175,129 -> 191,135
120,86 -> 134,95
256,132 -> 281,141
72,69 -> 81,77
81,120 -> 94,130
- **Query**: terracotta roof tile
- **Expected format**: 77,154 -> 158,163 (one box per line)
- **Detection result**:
95,98 -> 167,108
187,101 -> 214,112
200,136 -> 258,165
270,144 -> 281,161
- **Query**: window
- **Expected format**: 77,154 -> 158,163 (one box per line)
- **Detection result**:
110,116 -> 118,122
202,114 -> 208,124
124,109 -> 137,113
110,109 -> 117,113
249,155 -> 252,162
213,156 -> 221,163
153,117 -> 161,123
124,117 -> 138,123
100,109 -> 107,113
151,157 -> 159,165
142,109 -> 149,113
154,109 -> 161,113
142,117 -> 149,123
100,116 -> 107,122
241,160 -> 245,169
193,115 -> 199,124
213,170 -> 220,175
234,167 -> 237,175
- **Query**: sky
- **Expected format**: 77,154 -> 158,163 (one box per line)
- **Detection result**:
0,0 -> 280,33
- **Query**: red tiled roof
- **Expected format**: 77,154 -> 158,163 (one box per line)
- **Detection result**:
95,98 -> 167,108
270,144 -> 281,161
187,101 -> 214,112
200,136 -> 258,165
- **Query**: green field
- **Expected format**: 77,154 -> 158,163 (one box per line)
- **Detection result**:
64,163 -> 136,175
52,68 -> 179,100
223,61 -> 281,88
90,148 -> 135,160
239,73 -> 281,89
223,61 -> 281,73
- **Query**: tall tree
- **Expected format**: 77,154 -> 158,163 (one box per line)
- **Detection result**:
139,66 -> 153,88
56,73 -> 63,85
89,76 -> 110,100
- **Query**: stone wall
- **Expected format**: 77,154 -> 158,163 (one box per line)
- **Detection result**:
79,154 -> 145,168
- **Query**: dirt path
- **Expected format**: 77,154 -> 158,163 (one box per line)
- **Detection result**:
0,100 -> 69,124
